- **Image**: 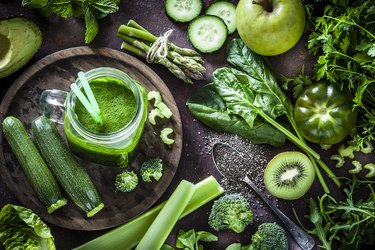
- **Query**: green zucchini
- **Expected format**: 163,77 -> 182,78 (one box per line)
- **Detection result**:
2,116 -> 67,213
32,116 -> 104,217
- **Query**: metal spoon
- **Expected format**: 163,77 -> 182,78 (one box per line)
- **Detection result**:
211,142 -> 315,250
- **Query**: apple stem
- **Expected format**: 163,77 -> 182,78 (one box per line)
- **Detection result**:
252,0 -> 273,12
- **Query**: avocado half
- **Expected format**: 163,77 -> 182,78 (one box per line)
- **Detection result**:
0,17 -> 42,79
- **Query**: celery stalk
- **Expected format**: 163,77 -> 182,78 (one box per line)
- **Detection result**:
136,180 -> 195,250
73,176 -> 224,250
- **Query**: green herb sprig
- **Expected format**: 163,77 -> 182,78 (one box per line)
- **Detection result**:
300,177 -> 375,250
22,0 -> 121,43
176,229 -> 218,250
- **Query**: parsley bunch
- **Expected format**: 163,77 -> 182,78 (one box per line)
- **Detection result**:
307,0 -> 375,148
22,0 -> 121,43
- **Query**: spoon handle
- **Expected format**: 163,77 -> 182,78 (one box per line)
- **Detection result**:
242,176 -> 315,250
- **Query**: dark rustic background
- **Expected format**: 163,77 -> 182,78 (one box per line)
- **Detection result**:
0,1 -> 355,249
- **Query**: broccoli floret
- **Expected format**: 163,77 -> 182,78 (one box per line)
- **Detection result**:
225,223 -> 288,250
208,193 -> 253,233
250,223 -> 288,250
115,170 -> 138,192
140,158 -> 163,182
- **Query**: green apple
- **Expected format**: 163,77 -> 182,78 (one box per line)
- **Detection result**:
236,0 -> 305,56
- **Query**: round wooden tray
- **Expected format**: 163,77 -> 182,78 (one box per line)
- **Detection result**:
0,47 -> 182,230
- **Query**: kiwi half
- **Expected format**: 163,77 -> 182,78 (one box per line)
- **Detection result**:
264,151 -> 315,200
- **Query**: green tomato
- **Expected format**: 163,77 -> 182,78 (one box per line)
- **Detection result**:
294,83 -> 357,145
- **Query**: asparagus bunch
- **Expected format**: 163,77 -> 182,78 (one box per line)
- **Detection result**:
117,20 -> 206,84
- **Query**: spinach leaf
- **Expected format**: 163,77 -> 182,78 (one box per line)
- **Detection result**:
211,67 -> 301,151
226,39 -> 294,120
213,67 -> 290,125
212,68 -> 259,127
226,39 -> 274,83
187,84 -> 286,147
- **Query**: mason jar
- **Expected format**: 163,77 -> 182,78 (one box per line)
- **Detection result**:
40,67 -> 148,167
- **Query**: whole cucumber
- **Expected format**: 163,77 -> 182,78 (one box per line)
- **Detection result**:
32,115 -> 104,217
2,116 -> 67,213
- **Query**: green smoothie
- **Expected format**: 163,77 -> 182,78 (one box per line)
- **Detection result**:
64,73 -> 148,168
74,77 -> 137,133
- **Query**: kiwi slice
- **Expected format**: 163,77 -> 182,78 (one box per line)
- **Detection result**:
264,152 -> 315,200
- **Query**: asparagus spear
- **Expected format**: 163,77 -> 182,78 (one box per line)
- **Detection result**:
119,35 -> 193,84
117,21 -> 206,84
127,20 -> 201,57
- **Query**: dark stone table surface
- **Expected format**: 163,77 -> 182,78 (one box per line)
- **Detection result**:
0,1 -> 369,249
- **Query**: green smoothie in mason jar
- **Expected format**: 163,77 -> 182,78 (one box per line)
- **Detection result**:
75,77 -> 137,134
63,67 -> 148,167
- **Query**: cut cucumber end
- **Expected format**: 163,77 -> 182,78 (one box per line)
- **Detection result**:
188,15 -> 228,53
207,1 -> 237,34
165,0 -> 203,23
86,203 -> 105,218
47,198 -> 68,214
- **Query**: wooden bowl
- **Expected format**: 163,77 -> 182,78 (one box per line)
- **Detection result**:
0,47 -> 182,230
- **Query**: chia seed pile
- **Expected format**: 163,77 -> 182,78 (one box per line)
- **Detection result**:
198,126 -> 283,222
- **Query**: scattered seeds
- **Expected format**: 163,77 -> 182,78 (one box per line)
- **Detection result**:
198,127 -> 281,221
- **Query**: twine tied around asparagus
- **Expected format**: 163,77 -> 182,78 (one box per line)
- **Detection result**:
118,20 -> 206,84
146,29 -> 173,63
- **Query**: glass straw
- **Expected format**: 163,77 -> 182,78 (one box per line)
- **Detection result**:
78,72 -> 101,114
70,83 -> 103,125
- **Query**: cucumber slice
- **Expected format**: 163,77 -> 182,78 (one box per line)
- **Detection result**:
207,1 -> 237,34
188,15 -> 228,53
165,0 -> 203,23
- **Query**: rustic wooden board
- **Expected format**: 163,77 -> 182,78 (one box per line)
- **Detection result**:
0,47 -> 182,230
